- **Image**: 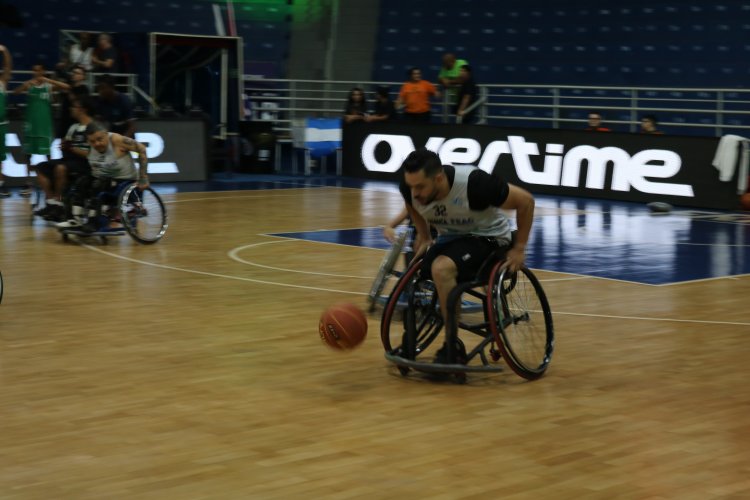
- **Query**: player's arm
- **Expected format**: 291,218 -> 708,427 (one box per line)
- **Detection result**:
500,184 -> 535,272
405,203 -> 431,262
41,76 -> 70,91
117,134 -> 149,185
11,79 -> 31,94
383,205 -> 409,243
0,45 -> 11,84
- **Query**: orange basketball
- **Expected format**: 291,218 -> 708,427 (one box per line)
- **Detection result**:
741,192 -> 750,211
318,302 -> 368,350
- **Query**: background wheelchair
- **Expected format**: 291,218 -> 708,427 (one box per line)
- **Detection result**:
60,180 -> 168,245
379,244 -> 554,383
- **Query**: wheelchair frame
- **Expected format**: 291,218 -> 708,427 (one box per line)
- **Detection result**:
60,181 -> 168,245
380,255 -> 555,383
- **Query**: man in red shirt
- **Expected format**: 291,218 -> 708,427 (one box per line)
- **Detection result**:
396,67 -> 441,123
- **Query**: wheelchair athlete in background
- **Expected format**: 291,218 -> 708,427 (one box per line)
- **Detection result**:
57,121 -> 148,233
399,148 -> 535,359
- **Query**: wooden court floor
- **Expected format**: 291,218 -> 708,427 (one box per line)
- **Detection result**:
1,185 -> 749,499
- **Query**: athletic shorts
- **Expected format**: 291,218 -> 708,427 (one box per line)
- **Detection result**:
36,159 -> 91,187
420,235 -> 508,283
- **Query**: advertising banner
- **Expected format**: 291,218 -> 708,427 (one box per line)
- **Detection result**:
342,122 -> 735,209
2,119 -> 208,183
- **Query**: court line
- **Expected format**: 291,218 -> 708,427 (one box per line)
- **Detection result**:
554,310 -> 750,327
79,242 -> 368,296
82,241 -> 749,326
227,240 -> 375,279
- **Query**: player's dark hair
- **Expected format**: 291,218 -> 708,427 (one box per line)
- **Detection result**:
401,148 -> 443,178
85,121 -> 108,136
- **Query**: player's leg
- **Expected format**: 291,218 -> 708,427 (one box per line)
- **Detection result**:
0,122 -> 9,197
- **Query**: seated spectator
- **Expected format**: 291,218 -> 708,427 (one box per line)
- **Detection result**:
585,111 -> 611,132
640,114 -> 663,134
396,67 -> 440,123
91,33 -> 118,73
343,87 -> 367,124
95,74 -> 135,137
366,86 -> 395,122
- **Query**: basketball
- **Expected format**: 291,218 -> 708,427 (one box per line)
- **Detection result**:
318,302 -> 368,350
740,192 -> 750,211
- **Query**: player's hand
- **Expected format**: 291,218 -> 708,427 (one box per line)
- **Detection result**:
502,245 -> 526,273
137,177 -> 150,189
383,226 -> 397,243
409,238 -> 432,266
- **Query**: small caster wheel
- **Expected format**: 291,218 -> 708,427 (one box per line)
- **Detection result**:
398,365 -> 410,377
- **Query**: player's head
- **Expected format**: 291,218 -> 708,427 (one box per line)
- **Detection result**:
459,64 -> 471,81
32,63 -> 45,78
97,74 -> 116,100
70,64 -> 86,83
402,148 -> 444,205
408,67 -> 421,82
72,95 -> 95,120
85,121 -> 110,152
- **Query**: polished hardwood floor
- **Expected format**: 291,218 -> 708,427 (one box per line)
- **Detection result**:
1,183 -> 749,499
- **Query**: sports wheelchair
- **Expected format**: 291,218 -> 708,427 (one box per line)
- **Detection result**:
60,179 -> 168,245
379,243 -> 554,383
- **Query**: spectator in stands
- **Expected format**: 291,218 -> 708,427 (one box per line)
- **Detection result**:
95,74 -> 135,138
366,86 -> 395,122
68,32 -> 94,71
585,111 -> 611,132
455,64 -> 479,125
34,96 -> 94,222
57,64 -> 90,138
92,33 -> 118,73
396,67 -> 440,123
438,52 -> 468,107
640,114 -> 663,134
0,44 -> 12,197
13,63 -> 70,197
343,87 -> 368,124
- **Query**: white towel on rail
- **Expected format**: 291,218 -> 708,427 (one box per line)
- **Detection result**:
712,134 -> 749,194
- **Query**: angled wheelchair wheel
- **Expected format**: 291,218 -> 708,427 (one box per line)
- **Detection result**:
0,270 -> 3,304
381,260 -> 443,371
487,265 -> 554,380
119,185 -> 168,244
368,228 -> 410,312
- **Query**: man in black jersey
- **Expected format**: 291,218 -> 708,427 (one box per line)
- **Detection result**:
400,148 -> 535,337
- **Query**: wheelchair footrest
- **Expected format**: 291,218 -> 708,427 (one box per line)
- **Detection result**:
384,352 -> 503,373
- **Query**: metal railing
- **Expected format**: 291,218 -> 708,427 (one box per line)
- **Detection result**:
243,77 -> 750,137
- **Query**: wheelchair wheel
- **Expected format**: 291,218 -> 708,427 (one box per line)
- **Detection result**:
118,185 -> 168,244
0,270 -> 3,304
487,265 -> 554,380
380,260 -> 443,365
368,227 -> 410,312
